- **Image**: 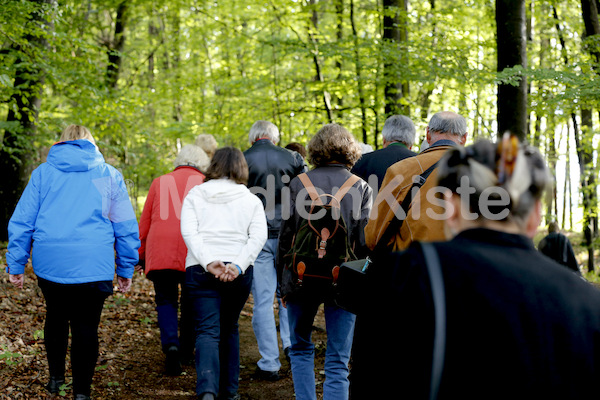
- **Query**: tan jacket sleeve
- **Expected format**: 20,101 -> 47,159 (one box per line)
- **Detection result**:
364,160 -> 415,250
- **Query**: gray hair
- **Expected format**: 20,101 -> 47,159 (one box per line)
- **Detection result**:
382,115 -> 416,147
248,120 -> 280,144
174,144 -> 210,171
428,111 -> 467,138
437,138 -> 551,228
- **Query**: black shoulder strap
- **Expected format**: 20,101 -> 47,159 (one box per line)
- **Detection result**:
419,242 -> 446,400
375,161 -> 439,252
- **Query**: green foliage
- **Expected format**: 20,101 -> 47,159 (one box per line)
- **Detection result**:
0,345 -> 23,366
0,0 -> 597,223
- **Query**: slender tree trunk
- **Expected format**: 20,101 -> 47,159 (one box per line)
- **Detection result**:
334,0 -> 344,117
561,124 -> 570,230
496,0 -> 528,141
419,0 -> 437,122
579,0 -> 600,272
383,0 -> 409,116
544,114 -> 557,225
106,1 -> 129,89
349,0 -> 368,143
307,0 -> 334,122
0,0 -> 54,241
171,7 -> 182,122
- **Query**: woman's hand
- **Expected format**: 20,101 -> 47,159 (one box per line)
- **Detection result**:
207,261 -> 227,279
9,274 -> 24,289
223,263 -> 240,282
117,276 -> 132,293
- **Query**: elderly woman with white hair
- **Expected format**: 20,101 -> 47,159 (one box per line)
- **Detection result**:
137,141 -> 212,376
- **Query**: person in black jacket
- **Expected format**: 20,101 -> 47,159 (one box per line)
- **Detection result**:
351,115 -> 417,192
351,136 -> 600,399
243,120 -> 307,380
538,221 -> 580,274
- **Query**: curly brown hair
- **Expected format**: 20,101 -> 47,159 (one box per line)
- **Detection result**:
307,124 -> 362,168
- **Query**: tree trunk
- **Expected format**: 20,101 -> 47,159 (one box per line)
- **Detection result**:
496,0 -> 527,141
383,0 -> 409,116
0,0 -> 54,241
334,0 -> 345,117
579,0 -> 600,273
350,0 -> 368,143
544,115 -> 557,225
106,1 -> 129,89
307,0 -> 334,122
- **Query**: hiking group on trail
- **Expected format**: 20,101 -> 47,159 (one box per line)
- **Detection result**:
5,113 -> 600,400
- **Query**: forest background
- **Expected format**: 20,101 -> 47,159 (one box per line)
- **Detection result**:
0,0 -> 599,273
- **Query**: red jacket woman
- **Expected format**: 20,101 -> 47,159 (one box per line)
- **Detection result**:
139,165 -> 205,272
138,142 -> 211,375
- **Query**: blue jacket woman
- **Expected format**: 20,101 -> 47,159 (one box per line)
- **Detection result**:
6,125 -> 139,400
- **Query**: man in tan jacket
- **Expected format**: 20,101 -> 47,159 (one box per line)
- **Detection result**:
365,111 -> 468,251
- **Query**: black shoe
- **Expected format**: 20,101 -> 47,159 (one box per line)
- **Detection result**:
74,395 -> 91,400
253,366 -> 280,381
46,376 -> 65,394
165,345 -> 182,376
198,393 -> 215,400
284,347 -> 291,363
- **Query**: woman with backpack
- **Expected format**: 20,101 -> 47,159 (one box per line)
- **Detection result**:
277,123 -> 373,400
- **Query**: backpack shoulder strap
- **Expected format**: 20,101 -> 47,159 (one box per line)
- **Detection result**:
374,160 -> 439,252
298,173 -> 323,206
332,174 -> 361,205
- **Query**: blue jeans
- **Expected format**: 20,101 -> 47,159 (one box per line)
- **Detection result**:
148,269 -> 194,357
251,238 -> 291,372
185,265 -> 253,398
287,295 -> 356,400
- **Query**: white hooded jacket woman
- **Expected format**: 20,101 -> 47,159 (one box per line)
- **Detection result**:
180,178 -> 267,273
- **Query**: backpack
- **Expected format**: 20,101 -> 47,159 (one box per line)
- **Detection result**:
281,173 -> 360,298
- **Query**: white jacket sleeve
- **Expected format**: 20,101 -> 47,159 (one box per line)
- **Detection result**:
233,197 -> 268,272
180,191 -> 216,271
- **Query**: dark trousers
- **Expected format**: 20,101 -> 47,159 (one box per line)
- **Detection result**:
148,269 -> 194,356
185,265 -> 253,398
38,278 -> 110,397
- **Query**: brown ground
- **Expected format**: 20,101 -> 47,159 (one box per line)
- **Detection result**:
0,258 -> 327,400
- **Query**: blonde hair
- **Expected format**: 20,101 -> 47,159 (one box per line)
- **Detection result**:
194,134 -> 218,158
60,125 -> 95,144
174,144 -> 210,171
307,123 -> 362,168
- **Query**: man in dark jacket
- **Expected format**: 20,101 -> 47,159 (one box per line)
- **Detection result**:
538,221 -> 580,274
244,120 -> 306,380
351,115 -> 417,192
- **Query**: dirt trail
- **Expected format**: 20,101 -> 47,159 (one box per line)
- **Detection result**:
0,265 -> 327,399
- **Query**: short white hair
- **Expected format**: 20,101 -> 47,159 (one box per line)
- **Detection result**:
174,144 -> 210,171
248,120 -> 279,144
381,115 -> 415,147
359,142 -> 374,154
